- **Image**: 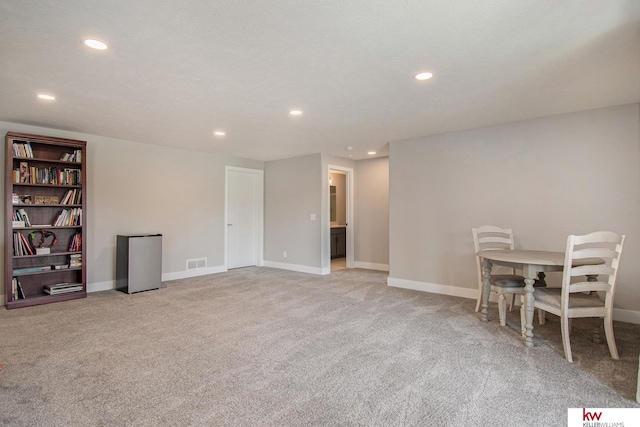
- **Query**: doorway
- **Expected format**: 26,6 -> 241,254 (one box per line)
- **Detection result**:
225,166 -> 264,269
328,165 -> 354,272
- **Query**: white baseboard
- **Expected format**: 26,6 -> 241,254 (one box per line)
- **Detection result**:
386,276 -> 640,324
87,280 -> 115,293
86,265 -> 228,293
612,308 -> 640,324
387,276 -> 477,300
263,260 -> 327,275
353,261 -> 389,272
162,265 -> 227,281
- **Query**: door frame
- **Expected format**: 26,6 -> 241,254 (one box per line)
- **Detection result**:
328,165 -> 354,269
225,166 -> 264,269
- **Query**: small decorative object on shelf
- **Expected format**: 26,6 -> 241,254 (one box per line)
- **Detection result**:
4,132 -> 87,309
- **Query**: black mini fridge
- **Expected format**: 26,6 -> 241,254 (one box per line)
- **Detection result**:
116,234 -> 162,294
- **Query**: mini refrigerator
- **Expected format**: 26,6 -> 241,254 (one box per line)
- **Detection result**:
116,234 -> 162,294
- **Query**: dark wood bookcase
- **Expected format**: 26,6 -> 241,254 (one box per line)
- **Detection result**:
4,132 -> 87,309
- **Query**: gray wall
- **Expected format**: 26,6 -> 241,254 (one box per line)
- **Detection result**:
1,121 -> 263,298
355,157 -> 389,268
263,153 -> 391,274
264,154 -> 323,269
388,103 -> 640,319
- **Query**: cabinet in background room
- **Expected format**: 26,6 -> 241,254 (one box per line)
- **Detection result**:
331,226 -> 346,259
4,132 -> 87,309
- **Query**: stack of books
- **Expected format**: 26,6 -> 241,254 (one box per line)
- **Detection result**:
70,254 -> 82,267
44,283 -> 83,295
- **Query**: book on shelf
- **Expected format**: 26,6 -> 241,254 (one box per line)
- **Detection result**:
17,281 -> 26,299
12,141 -> 33,158
15,165 -> 81,186
13,208 -> 32,227
19,162 -> 28,183
51,264 -> 69,270
53,208 -> 82,226
60,189 -> 81,205
13,232 -> 34,256
60,149 -> 81,162
11,278 -> 26,300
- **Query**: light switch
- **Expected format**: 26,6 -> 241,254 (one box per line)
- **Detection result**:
310,213 -> 316,221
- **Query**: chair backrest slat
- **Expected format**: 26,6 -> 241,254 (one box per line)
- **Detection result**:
571,264 -> 615,278
572,247 -> 618,260
477,236 -> 512,245
568,281 -> 611,294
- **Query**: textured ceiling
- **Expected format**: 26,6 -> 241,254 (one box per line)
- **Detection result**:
1,0 -> 639,161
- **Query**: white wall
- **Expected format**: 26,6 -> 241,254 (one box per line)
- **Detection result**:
0,121 -> 263,299
388,103 -> 640,322
354,157 -> 389,271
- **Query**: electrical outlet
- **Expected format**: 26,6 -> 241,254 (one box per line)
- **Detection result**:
283,251 -> 287,258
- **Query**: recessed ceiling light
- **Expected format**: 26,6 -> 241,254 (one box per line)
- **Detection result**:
37,94 -> 55,100
83,38 -> 108,50
213,130 -> 226,137
414,71 -> 433,81
289,109 -> 303,116
368,151 -> 376,155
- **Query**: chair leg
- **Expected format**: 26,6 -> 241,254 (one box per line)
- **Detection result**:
475,288 -> 482,312
507,293 -> 515,311
603,315 -> 619,359
538,309 -> 545,325
520,298 -> 526,337
561,315 -> 573,363
498,293 -> 506,326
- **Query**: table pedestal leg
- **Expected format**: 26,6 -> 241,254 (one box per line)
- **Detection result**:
522,266 -> 537,348
481,259 -> 492,322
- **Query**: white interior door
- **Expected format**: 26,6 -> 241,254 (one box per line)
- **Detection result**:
226,167 -> 263,269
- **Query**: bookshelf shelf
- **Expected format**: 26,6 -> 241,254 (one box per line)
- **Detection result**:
6,291 -> 87,309
12,251 -> 82,260
5,132 -> 87,309
12,267 -> 83,277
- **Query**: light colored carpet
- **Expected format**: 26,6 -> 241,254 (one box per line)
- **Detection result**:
0,267 -> 638,426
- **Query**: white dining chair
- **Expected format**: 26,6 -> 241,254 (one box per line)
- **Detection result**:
534,231 -> 625,363
472,226 -> 545,326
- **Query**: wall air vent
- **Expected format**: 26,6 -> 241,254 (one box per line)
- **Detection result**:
187,258 -> 207,270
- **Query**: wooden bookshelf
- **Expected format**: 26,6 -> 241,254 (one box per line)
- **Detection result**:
4,132 -> 87,309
